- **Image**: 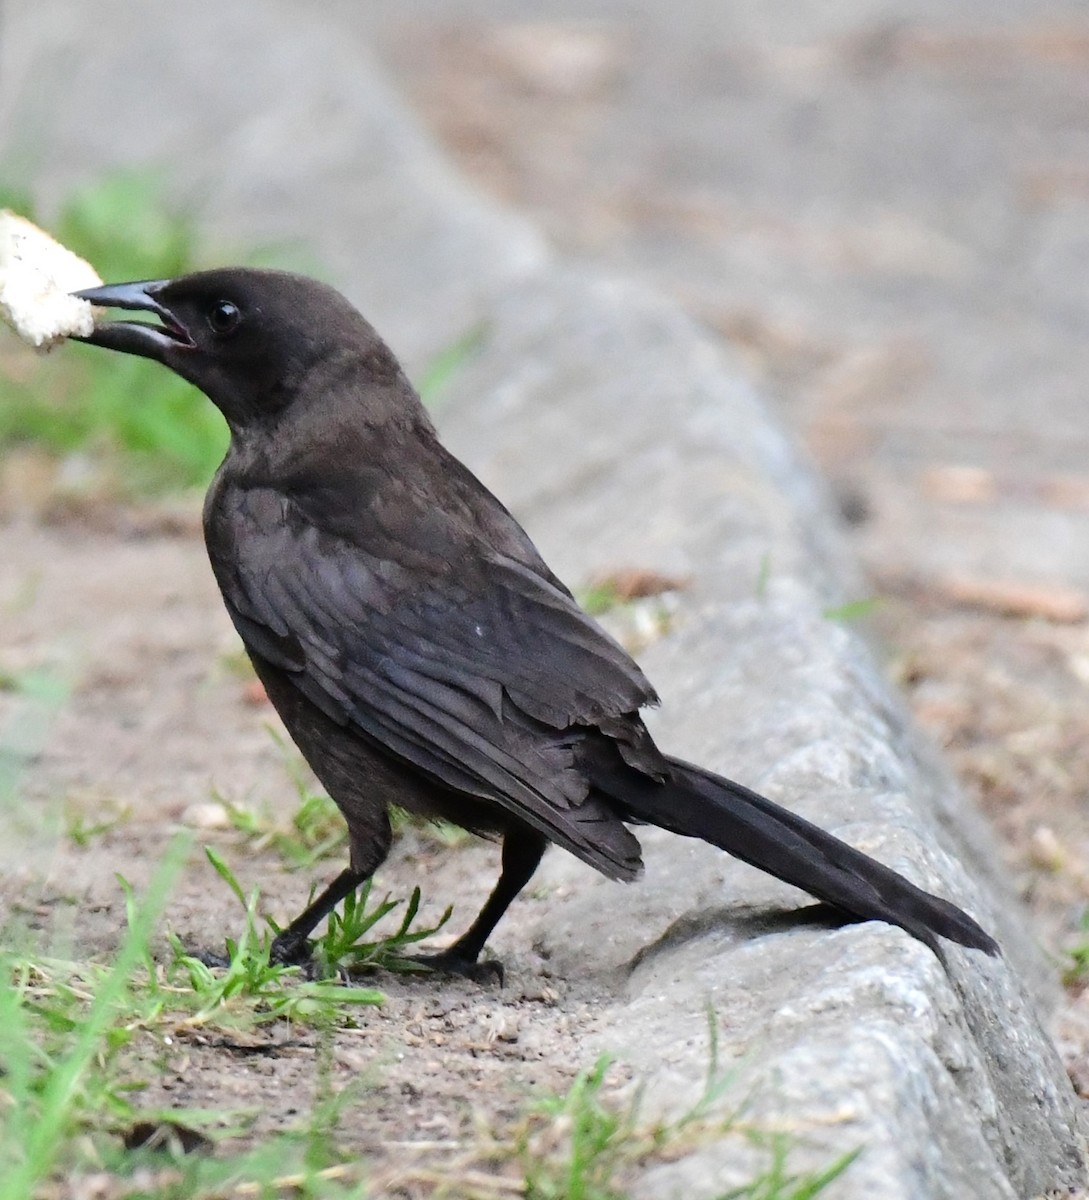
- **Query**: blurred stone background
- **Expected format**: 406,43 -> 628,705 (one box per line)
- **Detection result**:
354,1 -> 1089,595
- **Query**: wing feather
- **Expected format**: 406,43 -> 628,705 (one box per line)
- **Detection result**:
212,484 -> 655,871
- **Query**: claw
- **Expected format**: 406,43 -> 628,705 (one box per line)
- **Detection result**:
269,930 -> 313,966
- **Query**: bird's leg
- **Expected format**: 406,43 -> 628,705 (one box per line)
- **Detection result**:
193,810 -> 392,973
192,865 -> 369,973
270,809 -> 394,967
268,866 -> 369,966
410,827 -> 547,984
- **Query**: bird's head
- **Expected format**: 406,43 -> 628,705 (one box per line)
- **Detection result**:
74,267 -> 405,434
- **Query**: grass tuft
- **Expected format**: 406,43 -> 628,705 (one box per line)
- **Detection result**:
191,845 -> 451,990
1063,907 -> 1089,989
166,847 -> 385,1028
0,837 -> 189,1197
314,883 -> 452,977
510,1048 -> 860,1200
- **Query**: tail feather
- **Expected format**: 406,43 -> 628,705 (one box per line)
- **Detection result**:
610,755 -> 999,956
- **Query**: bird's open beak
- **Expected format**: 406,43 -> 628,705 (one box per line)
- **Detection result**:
72,279 -> 194,359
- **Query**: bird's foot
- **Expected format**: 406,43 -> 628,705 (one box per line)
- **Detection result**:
269,930 -> 313,967
183,933 -> 323,979
267,932 -> 330,979
187,936 -> 501,985
405,951 -> 504,986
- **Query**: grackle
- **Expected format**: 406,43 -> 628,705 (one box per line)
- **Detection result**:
74,269 -> 998,979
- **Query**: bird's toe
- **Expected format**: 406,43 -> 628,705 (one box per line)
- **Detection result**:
269,931 -> 315,968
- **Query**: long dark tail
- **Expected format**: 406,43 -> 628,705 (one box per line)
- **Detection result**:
611,755 -> 999,956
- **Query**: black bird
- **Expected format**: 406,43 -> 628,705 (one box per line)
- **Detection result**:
74,269 -> 998,977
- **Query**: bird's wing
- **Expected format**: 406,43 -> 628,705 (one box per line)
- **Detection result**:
212,483 -> 656,873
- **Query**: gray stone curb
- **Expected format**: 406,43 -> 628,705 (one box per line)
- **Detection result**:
3,0 -> 1085,1195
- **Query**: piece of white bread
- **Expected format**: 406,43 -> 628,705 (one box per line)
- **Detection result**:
0,210 -> 102,349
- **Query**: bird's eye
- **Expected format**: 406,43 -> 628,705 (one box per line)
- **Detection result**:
207,300 -> 242,335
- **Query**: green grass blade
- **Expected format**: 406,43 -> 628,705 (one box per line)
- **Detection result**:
2,833 -> 190,1197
